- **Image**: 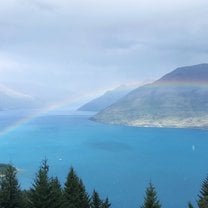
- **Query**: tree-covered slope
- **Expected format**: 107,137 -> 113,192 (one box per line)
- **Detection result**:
93,64 -> 208,128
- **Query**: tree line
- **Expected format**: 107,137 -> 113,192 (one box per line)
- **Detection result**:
0,160 -> 207,208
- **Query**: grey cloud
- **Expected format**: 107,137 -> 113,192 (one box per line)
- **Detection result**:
24,0 -> 57,11
0,0 -> 208,104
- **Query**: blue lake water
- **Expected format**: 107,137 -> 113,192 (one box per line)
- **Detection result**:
0,111 -> 208,208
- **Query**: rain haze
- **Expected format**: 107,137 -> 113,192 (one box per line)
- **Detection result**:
0,0 -> 208,106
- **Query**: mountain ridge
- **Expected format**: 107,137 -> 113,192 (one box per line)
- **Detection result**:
78,85 -> 136,112
0,84 -> 40,110
93,64 -> 208,128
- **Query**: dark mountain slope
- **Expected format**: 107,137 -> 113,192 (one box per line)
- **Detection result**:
93,64 -> 208,128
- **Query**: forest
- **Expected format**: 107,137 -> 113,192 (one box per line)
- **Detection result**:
0,160 -> 207,208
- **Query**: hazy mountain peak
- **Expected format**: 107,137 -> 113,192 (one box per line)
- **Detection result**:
0,84 -> 42,110
0,84 -> 33,99
78,85 -> 137,112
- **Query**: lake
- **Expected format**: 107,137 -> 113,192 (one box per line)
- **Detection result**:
0,111 -> 208,208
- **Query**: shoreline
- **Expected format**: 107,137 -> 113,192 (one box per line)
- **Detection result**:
91,118 -> 208,131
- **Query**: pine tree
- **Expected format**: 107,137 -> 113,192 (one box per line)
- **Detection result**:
50,177 -> 64,208
21,190 -> 30,208
188,202 -> 194,208
28,160 -> 53,208
63,167 -> 80,208
197,176 -> 208,208
140,182 -> 161,208
63,167 -> 90,208
0,165 -> 22,208
101,197 -> 111,208
91,190 -> 102,208
78,179 -> 90,208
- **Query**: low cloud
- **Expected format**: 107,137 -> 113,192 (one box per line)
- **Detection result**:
0,0 -> 207,103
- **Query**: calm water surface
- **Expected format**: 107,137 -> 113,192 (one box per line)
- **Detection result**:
0,111 -> 208,208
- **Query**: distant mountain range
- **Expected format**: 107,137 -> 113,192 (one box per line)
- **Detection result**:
0,84 -> 40,110
93,64 -> 208,128
78,85 -> 136,112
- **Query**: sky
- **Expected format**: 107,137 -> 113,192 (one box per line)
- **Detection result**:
0,0 -> 208,105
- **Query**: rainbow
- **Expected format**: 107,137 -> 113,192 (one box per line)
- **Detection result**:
1,80 -> 208,137
141,80 -> 208,89
0,95 -> 85,137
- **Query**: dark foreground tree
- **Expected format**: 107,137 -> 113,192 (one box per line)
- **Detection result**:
90,190 -> 110,208
78,179 -> 90,208
91,190 -> 102,208
198,176 -> 208,208
50,177 -> 64,208
0,165 -> 22,208
188,202 -> 194,208
21,190 -> 30,208
140,182 -> 161,208
101,197 -> 111,208
63,167 -> 90,208
28,160 -> 53,208
0,161 -> 109,208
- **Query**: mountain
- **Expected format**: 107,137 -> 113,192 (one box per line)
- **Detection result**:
78,85 -> 135,112
0,84 -> 39,110
93,64 -> 208,128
